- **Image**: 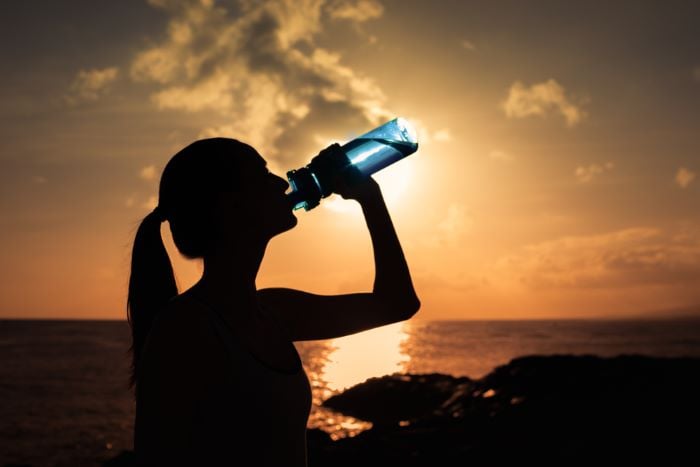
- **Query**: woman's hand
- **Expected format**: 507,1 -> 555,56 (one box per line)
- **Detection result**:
333,174 -> 382,204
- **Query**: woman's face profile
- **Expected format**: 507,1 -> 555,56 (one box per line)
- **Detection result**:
217,146 -> 298,240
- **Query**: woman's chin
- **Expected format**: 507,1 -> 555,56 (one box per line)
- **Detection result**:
275,212 -> 298,235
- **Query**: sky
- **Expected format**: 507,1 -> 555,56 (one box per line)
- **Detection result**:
0,0 -> 698,320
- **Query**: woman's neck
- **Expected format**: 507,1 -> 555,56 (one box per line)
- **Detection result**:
191,237 -> 268,322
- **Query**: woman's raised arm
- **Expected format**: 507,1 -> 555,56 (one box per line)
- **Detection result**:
258,177 -> 420,341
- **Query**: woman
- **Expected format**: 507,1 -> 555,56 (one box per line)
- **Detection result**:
127,138 -> 420,466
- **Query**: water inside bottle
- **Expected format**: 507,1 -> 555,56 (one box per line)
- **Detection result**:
286,117 -> 418,211
342,137 -> 418,176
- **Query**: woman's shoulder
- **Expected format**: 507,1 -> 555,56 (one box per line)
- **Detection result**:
147,292 -> 217,353
137,293 -> 227,402
155,291 -> 207,325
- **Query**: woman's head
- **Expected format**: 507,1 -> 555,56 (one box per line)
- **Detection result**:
127,138 -> 295,391
159,138 -> 296,258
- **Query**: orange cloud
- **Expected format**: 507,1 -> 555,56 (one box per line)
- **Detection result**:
424,203 -> 471,248
502,79 -> 587,127
139,165 -> 158,181
66,67 -> 119,103
327,0 -> 384,22
433,129 -> 451,142
128,0 -> 391,164
489,150 -> 513,162
497,227 -> 700,290
675,167 -> 696,188
575,161 -> 614,183
460,40 -> 476,51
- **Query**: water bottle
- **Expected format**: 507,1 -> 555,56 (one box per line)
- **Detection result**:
286,117 -> 419,211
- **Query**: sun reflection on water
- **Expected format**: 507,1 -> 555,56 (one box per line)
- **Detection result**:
305,321 -> 412,439
321,321 -> 411,392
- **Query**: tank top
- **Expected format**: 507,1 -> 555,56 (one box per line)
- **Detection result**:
190,295 -> 312,466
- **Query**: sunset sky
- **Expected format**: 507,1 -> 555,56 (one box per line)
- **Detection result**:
1,0 -> 698,320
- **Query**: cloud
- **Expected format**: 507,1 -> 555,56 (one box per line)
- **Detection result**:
131,48 -> 182,84
327,0 -> 383,22
143,195 -> 159,210
496,227 -> 700,290
67,67 -> 119,103
460,40 -> 476,51
129,0 -> 389,165
675,167 -> 696,188
31,175 -> 47,184
139,165 -> 158,181
575,161 -> 614,183
152,70 -> 234,112
433,128 -> 451,142
413,272 -> 485,293
425,203 -> 472,247
489,150 -> 513,162
125,193 -> 160,210
502,79 -> 587,127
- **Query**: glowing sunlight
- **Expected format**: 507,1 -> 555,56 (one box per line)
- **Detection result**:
322,160 -> 414,213
321,321 -> 410,392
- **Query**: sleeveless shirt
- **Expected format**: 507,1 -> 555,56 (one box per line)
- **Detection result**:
196,295 -> 312,466
135,294 -> 312,466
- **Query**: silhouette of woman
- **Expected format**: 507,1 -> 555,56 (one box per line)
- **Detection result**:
127,138 -> 420,466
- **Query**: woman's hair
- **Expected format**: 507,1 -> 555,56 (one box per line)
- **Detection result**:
127,138 -> 250,391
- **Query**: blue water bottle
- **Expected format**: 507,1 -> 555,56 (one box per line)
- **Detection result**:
286,117 -> 419,211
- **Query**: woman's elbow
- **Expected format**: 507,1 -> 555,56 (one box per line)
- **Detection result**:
394,295 -> 421,321
376,291 -> 421,321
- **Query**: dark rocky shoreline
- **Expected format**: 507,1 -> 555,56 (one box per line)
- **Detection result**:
308,354 -> 700,466
104,354 -> 700,466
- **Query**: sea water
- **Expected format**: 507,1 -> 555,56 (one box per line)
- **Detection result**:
2,318 -> 699,464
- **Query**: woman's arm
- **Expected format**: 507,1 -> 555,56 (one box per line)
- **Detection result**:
258,177 -> 420,341
346,177 -> 420,310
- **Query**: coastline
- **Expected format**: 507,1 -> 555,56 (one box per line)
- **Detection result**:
102,354 -> 700,466
307,354 -> 700,465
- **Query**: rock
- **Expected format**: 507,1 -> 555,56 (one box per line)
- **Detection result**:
322,373 -> 471,426
102,356 -> 700,466
309,355 -> 700,466
101,450 -> 136,467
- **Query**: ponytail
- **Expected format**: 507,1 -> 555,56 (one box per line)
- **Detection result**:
126,209 -> 178,391
126,138 -> 249,391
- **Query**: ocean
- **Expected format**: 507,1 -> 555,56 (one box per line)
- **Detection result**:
1,318 -> 700,466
